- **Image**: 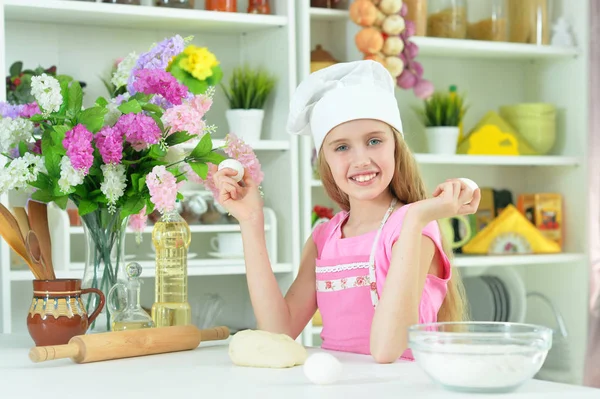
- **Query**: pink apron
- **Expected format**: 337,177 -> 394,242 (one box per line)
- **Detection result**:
315,198 -> 401,356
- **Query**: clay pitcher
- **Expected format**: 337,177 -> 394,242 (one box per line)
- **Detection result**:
27,279 -> 105,346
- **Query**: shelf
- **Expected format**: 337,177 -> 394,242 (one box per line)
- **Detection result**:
453,253 -> 585,268
4,0 -> 288,33
309,7 -> 349,22
10,260 -> 292,281
411,36 -> 578,60
69,223 -> 270,235
180,139 -> 290,152
413,154 -> 581,166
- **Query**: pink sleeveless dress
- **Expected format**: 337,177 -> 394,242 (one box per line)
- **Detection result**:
312,199 -> 452,361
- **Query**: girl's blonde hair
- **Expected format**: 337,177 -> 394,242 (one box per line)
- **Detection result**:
317,127 -> 469,323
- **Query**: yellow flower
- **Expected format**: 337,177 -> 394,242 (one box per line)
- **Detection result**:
180,46 -> 219,81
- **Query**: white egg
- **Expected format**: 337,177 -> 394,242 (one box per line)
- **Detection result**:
303,352 -> 343,385
218,159 -> 244,182
458,178 -> 479,204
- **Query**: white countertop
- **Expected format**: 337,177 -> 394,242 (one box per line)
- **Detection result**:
0,333 -> 598,399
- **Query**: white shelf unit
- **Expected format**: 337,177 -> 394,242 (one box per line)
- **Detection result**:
297,2 -> 590,385
0,0 -> 300,337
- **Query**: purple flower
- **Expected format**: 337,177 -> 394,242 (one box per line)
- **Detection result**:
95,126 -> 124,164
0,102 -> 23,119
63,124 -> 94,174
132,69 -> 188,106
127,35 -> 186,94
114,113 -> 162,151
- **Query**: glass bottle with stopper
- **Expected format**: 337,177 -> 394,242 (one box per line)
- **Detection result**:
108,262 -> 155,331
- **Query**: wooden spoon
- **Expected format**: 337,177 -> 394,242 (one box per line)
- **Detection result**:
0,204 -> 40,278
26,230 -> 52,280
12,207 -> 31,243
27,201 -> 55,278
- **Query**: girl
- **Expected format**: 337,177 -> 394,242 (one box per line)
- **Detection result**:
211,60 -> 481,363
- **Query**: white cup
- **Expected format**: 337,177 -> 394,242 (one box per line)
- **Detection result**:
210,232 -> 243,254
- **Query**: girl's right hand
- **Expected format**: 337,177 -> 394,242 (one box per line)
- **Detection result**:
211,163 -> 264,223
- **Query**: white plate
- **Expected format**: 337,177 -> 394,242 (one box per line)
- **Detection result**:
208,251 -> 244,259
483,267 -> 527,323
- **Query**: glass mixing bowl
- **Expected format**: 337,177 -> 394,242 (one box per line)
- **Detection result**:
408,322 -> 553,393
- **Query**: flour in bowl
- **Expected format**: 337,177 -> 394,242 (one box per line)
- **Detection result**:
412,343 -> 549,390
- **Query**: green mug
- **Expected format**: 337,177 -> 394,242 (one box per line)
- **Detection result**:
439,215 -> 473,249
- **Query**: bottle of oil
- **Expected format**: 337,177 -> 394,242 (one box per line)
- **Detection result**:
151,208 -> 192,327
108,262 -> 155,331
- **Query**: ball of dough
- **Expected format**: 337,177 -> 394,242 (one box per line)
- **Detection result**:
218,159 -> 244,182
228,330 -> 308,368
303,353 -> 343,385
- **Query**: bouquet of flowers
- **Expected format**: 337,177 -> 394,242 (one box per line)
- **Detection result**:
0,34 -> 263,331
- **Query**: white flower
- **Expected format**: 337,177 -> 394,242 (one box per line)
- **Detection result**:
104,101 -> 122,127
100,163 -> 127,213
58,156 -> 85,194
0,117 -> 35,153
111,52 -> 138,89
30,73 -> 63,115
0,152 -> 46,195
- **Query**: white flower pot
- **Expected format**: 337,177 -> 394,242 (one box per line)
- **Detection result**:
425,126 -> 460,155
226,109 -> 265,143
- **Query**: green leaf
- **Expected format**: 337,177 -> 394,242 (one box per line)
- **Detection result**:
31,190 -> 54,203
118,99 -> 142,114
138,176 -> 146,192
148,112 -> 164,131
78,106 -> 108,133
141,103 -> 163,115
145,200 -> 155,215
190,133 -> 212,159
29,114 -> 44,123
56,75 -> 73,116
183,77 -> 208,95
165,131 -> 195,147
9,61 -> 22,77
130,92 -> 152,103
149,144 -> 167,158
130,173 -> 141,191
198,151 -> 226,165
53,195 -> 69,210
168,60 -> 189,81
78,199 -> 99,216
29,173 -> 52,190
189,162 -> 208,180
43,147 -> 62,177
95,96 -> 109,107
68,81 -> 83,116
121,196 -> 146,218
18,141 -> 29,157
177,192 -> 184,201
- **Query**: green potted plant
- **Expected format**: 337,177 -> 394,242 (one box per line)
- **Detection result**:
419,86 -> 467,155
222,65 -> 276,143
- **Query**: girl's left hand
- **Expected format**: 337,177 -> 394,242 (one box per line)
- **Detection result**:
409,178 -> 481,225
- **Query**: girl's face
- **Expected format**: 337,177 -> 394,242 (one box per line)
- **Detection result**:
322,119 -> 396,203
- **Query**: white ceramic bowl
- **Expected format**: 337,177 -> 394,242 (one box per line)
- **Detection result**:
408,322 -> 553,393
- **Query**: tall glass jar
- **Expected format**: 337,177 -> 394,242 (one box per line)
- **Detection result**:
156,0 -> 194,9
507,0 -> 551,45
427,0 -> 467,39
404,0 -> 428,36
467,0 -> 508,41
206,0 -> 237,12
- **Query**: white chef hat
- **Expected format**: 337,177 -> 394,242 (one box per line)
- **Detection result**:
286,60 -> 403,153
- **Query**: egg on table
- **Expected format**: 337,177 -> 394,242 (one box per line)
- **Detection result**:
218,159 -> 245,183
303,352 -> 343,385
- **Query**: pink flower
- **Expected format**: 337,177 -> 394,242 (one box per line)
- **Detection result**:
132,69 -> 188,106
20,102 -> 41,118
223,133 -> 264,185
63,124 -> 94,174
146,165 -> 183,213
129,205 -> 148,233
95,126 -> 124,164
114,113 -> 162,151
161,93 -> 213,137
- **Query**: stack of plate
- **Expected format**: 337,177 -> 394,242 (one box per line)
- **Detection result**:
462,268 -> 526,323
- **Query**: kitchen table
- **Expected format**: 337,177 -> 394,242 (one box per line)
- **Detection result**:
0,333 -> 598,399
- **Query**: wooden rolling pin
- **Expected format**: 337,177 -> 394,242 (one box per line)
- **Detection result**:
29,325 -> 229,364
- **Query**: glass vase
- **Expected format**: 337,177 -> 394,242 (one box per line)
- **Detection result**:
80,208 -> 129,333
